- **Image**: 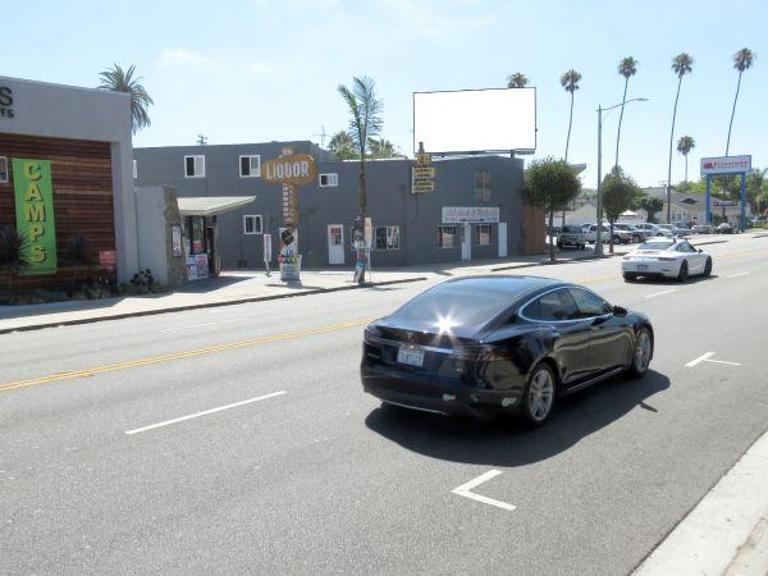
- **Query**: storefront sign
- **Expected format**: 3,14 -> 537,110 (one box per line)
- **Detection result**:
171,225 -> 183,257
411,164 -> 437,195
263,154 -> 317,186
99,250 -> 116,271
0,86 -> 14,119
700,155 -> 751,176
442,206 -> 500,224
281,184 -> 299,225
13,158 -> 57,275
279,226 -> 300,282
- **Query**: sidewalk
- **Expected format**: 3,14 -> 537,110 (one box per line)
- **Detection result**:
634,429 -> 768,576
0,249 -> 601,334
0,233 -> 741,334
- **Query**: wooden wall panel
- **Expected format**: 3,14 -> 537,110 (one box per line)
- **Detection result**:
0,133 -> 117,291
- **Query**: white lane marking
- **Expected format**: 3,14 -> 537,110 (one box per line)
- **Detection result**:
686,352 -> 714,368
451,470 -> 516,511
645,289 -> 677,299
728,272 -> 751,278
705,359 -> 742,367
125,391 -> 287,435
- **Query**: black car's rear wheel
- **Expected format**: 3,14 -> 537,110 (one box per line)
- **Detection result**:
522,363 -> 556,427
628,328 -> 653,378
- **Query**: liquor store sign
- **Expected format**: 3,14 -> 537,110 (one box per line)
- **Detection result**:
263,154 -> 317,186
13,159 -> 57,275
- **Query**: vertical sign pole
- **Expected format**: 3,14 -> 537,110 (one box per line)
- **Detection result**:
705,176 -> 712,225
740,172 -> 747,232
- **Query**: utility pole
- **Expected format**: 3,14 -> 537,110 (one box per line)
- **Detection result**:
313,126 -> 327,148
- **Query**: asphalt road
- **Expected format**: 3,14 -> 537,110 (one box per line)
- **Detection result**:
1,234 -> 766,575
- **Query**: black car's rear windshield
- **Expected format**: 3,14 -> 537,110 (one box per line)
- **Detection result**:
393,281 -> 518,328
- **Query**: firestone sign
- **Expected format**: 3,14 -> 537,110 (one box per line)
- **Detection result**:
700,155 -> 751,176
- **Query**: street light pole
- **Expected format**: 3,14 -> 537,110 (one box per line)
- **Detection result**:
594,97 -> 648,257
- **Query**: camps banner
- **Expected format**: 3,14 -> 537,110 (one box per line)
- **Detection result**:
12,158 -> 57,275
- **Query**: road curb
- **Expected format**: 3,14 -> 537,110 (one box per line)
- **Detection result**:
490,253 -> 617,272
0,276 -> 428,335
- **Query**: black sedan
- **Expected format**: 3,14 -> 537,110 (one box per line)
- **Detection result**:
361,276 -> 654,426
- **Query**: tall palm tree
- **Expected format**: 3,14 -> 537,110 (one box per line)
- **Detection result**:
614,56 -> 638,168
328,130 -> 357,160
507,73 -> 529,88
677,135 -> 695,183
368,137 -> 403,159
97,64 -> 153,135
666,53 -> 693,223
560,69 -> 581,161
560,69 -> 581,226
725,48 -> 755,156
338,76 -> 383,283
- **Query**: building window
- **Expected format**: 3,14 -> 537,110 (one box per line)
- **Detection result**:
375,226 -> 400,250
0,157 -> 8,184
184,155 -> 206,178
243,215 -> 263,235
476,224 -> 492,246
239,155 -> 261,178
438,225 -> 457,249
474,171 -> 492,202
319,173 -> 338,187
133,159 -> 137,180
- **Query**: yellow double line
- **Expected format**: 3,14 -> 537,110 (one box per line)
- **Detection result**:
0,318 -> 370,394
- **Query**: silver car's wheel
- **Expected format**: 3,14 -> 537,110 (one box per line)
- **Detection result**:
629,328 -> 652,377
524,364 -> 556,425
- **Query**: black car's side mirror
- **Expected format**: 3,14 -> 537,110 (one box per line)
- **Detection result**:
612,305 -> 628,316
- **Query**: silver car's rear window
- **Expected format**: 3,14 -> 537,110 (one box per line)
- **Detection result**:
638,241 -> 673,250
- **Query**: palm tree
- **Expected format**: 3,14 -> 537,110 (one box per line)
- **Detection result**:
328,130 -> 357,160
666,53 -> 693,223
560,69 -> 581,161
615,56 -> 638,168
338,76 -> 383,283
560,69 -> 581,226
677,135 -> 695,183
725,48 -> 755,156
507,73 -> 529,88
97,64 -> 153,135
368,138 -> 403,159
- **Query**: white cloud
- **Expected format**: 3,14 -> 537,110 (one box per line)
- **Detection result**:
159,48 -> 274,76
381,0 -> 493,40
159,48 -> 212,68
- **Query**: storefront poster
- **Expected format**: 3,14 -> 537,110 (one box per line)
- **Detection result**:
195,253 -> 209,279
171,225 -> 183,257
279,225 -> 300,282
12,158 -> 57,275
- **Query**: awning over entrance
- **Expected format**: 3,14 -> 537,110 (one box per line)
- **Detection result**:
177,196 -> 256,217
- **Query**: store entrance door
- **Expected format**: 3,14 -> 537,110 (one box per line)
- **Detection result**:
327,224 -> 345,265
205,224 -> 220,276
461,223 -> 471,261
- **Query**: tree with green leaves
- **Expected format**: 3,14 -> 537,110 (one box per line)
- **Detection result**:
677,135 -> 695,183
602,167 -> 639,254
523,158 -> 581,262
328,130 -> 357,160
747,168 -> 766,214
337,76 -> 383,283
639,197 -> 664,223
666,53 -> 693,223
368,137 -> 404,159
614,57 -> 638,168
507,73 -> 529,88
97,64 -> 153,134
726,48 -> 755,156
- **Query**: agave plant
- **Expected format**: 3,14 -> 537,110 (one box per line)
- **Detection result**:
0,227 -> 31,296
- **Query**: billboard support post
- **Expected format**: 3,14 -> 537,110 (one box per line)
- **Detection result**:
700,155 -> 751,231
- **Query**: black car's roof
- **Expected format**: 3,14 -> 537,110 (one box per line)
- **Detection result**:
439,275 -> 569,305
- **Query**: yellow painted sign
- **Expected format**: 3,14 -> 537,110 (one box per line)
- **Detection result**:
263,154 -> 317,186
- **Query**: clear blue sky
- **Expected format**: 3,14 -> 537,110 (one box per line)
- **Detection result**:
2,0 -> 765,187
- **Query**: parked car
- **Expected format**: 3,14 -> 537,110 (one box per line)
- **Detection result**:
691,224 -> 713,234
586,224 -> 629,244
613,223 -> 645,242
557,225 -> 587,250
361,276 -> 654,426
581,223 -> 593,234
655,224 -> 679,238
673,225 -> 692,236
716,222 -> 734,234
621,238 -> 712,282
634,223 -> 667,238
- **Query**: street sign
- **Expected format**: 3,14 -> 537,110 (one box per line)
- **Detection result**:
413,166 -> 436,179
412,178 -> 436,194
411,164 -> 436,194
263,154 -> 318,186
700,155 -> 751,176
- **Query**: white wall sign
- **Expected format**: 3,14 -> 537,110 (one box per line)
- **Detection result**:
700,155 -> 752,176
442,206 -> 500,224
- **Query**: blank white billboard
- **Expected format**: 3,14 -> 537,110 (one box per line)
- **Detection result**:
413,88 -> 536,155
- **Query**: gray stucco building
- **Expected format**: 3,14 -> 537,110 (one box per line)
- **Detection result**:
134,142 -> 536,270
